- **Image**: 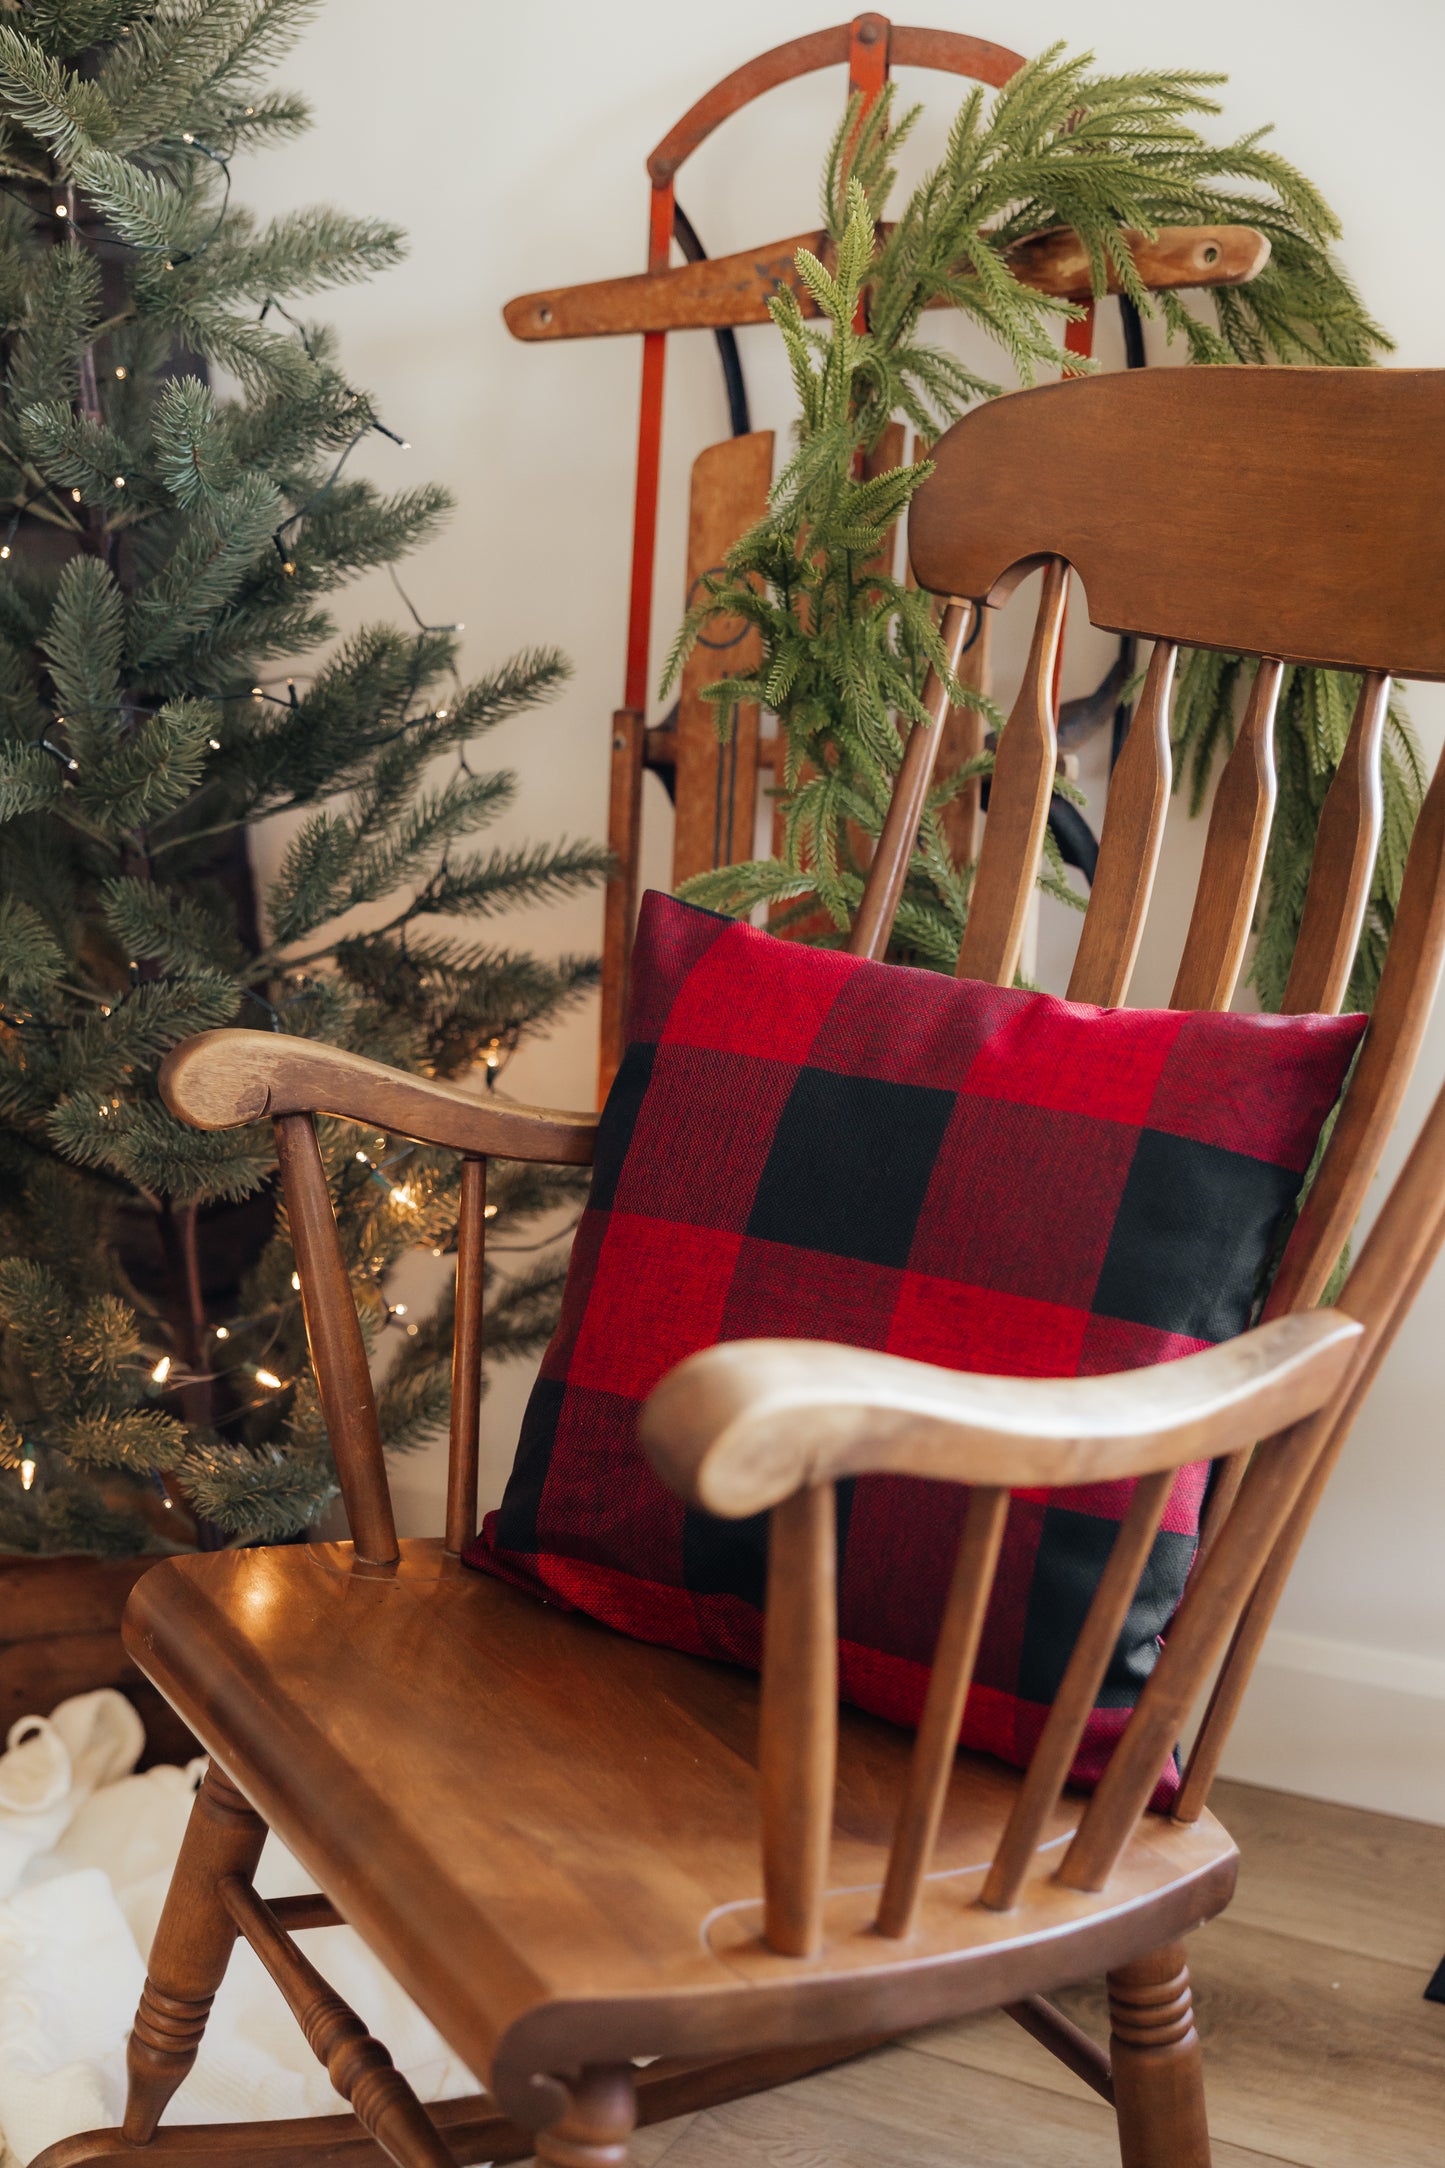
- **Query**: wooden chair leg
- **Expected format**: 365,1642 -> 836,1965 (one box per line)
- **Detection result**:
124,1764 -> 268,2142
534,2065 -> 637,2167
1107,1940 -> 1212,2168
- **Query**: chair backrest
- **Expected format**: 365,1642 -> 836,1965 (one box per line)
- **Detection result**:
725,363 -> 1445,1952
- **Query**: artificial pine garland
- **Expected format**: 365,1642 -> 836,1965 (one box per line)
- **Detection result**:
0,2 -> 607,1554
665,51 -> 1419,1004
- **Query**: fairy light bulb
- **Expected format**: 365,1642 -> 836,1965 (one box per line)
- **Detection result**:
0,545 -> 10,560
255,1368 -> 283,1390
151,1355 -> 171,1384
54,203 -> 68,219
484,1203 -> 499,1219
392,1303 -> 407,1317
20,1452 -> 36,1492
70,488 -> 82,503
290,1271 -> 301,1291
390,1184 -> 415,1209
214,1326 -> 229,1340
114,366 -> 128,380
114,476 -> 126,489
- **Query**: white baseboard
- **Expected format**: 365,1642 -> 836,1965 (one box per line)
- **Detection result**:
1210,1627 -> 1445,1826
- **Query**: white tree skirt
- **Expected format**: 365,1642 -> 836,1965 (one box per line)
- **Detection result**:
0,1693 -> 477,2166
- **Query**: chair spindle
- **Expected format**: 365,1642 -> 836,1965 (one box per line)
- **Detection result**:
1170,657 -> 1283,1011
760,1484 -> 838,1958
1282,671 -> 1389,1016
1194,672 -> 1391,1561
444,1155 -> 488,1556
848,599 -> 975,963
1067,641 -> 1178,1008
1177,1061 -> 1445,1819
954,557 -> 1068,988
1057,1410 -> 1343,1892
273,1114 -> 398,1569
1266,744 -> 1445,1321
875,1486 -> 1009,1939
981,1469 -> 1173,1912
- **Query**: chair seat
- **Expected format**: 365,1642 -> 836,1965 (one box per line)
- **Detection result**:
123,1539 -> 1237,2121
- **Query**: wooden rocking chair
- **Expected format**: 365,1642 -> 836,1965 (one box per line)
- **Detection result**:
39,363 -> 1445,2168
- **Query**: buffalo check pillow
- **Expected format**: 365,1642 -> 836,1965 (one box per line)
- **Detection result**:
467,892 -> 1365,1799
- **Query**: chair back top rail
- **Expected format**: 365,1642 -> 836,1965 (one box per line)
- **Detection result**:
908,369 -> 1445,680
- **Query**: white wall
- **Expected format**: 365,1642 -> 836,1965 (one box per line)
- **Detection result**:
242,0 -> 1445,1819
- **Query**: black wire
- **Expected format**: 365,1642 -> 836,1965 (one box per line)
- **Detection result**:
1109,296 -> 1148,770
672,201 -> 752,439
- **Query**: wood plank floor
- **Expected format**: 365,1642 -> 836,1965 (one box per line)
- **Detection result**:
608,1781 -> 1445,2167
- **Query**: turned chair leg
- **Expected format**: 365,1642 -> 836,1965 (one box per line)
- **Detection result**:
1107,1940 -> 1212,2168
534,2064 -> 637,2167
124,1762 -> 268,2142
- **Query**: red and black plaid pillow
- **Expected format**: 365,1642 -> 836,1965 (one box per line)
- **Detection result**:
467,893 -> 1364,1799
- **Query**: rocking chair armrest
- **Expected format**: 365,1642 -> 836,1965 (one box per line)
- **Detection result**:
639,1310 -> 1364,1518
159,1029 -> 598,1165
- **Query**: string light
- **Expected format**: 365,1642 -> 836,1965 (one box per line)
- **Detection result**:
150,1355 -> 171,1384
208,736 -> 220,750
114,366 -> 128,380
290,1271 -> 301,1291
255,1368 -> 283,1390
0,547 -> 9,560
20,1450 -> 36,1492
214,1326 -> 229,1340
114,476 -> 126,489
70,487 -> 82,502
54,203 -> 68,220
390,1184 -> 416,1209
392,1303 -> 407,1317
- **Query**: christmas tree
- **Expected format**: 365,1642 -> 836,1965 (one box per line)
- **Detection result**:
666,55 -> 1420,1003
0,2 -> 607,1555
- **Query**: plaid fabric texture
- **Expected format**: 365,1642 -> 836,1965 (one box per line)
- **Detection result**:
468,893 -> 1365,1799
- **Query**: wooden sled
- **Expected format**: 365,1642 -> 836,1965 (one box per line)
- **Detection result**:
504,13 -> 1271,1095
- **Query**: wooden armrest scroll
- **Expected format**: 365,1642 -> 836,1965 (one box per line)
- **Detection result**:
160,1030 -> 598,1165
640,1311 -> 1363,1517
